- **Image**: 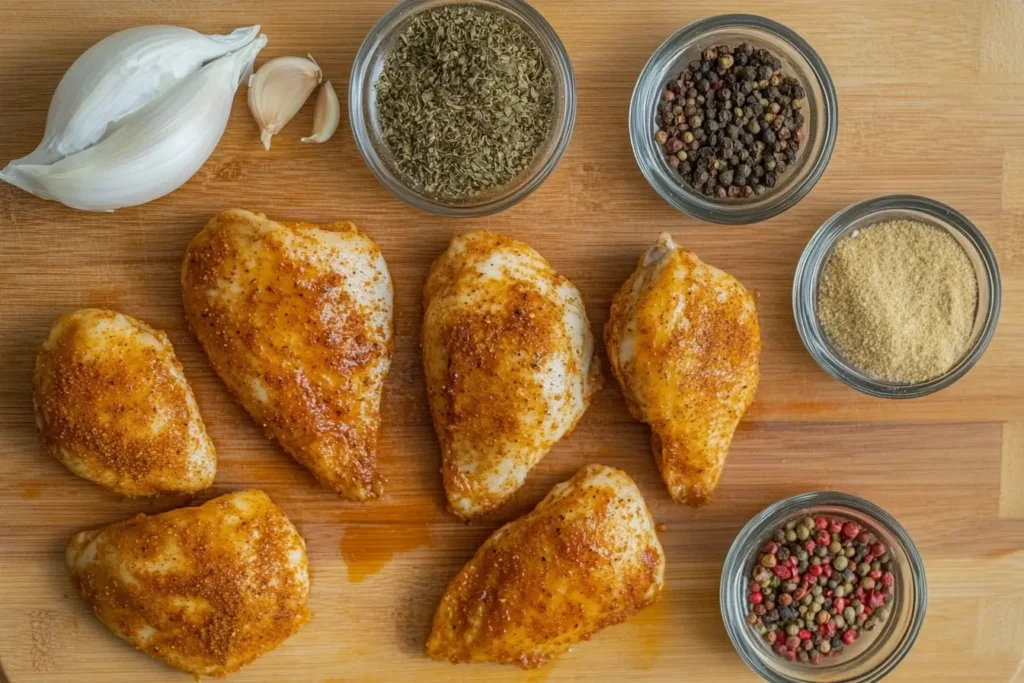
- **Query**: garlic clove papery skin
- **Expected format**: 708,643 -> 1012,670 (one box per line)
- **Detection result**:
5,24 -> 260,168
248,55 -> 322,150
301,81 -> 340,144
0,35 -> 267,212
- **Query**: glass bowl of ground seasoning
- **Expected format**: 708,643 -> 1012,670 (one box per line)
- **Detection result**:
721,492 -> 927,683
630,15 -> 837,224
350,0 -> 575,216
793,194 -> 1001,398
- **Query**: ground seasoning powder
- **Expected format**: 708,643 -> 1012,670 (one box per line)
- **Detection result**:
374,5 -> 555,201
816,219 -> 978,383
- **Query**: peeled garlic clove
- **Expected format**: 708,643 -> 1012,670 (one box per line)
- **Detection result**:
301,81 -> 340,144
248,55 -> 322,150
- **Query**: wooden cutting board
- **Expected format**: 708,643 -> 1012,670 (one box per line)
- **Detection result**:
1,1 -> 1022,681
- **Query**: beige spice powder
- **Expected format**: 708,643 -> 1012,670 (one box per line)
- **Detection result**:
817,219 -> 978,383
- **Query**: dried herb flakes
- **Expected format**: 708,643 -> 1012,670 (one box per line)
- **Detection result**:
375,4 -> 555,201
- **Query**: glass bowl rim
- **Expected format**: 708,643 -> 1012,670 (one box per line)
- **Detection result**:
348,0 -> 577,217
792,193 -> 1002,399
720,491 -> 928,683
628,13 -> 839,225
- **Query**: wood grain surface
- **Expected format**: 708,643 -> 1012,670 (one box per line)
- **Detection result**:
1,1 -> 1022,681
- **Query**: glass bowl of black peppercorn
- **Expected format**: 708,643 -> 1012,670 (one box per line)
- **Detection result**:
721,492 -> 927,683
630,15 -> 838,224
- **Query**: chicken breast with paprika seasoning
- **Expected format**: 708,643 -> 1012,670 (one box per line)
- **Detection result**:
181,209 -> 393,500
605,233 -> 761,507
67,489 -> 309,678
422,231 -> 601,519
426,464 -> 665,668
33,308 -> 215,496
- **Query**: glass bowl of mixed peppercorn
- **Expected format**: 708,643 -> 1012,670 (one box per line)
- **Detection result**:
630,15 -> 838,224
721,492 -> 927,682
350,0 -> 576,216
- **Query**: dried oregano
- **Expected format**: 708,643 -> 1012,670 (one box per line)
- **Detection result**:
374,4 -> 555,200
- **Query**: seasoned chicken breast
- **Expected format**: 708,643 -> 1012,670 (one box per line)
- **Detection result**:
423,231 -> 600,519
426,464 -> 664,668
33,308 -> 215,496
181,209 -> 393,500
606,234 -> 761,506
67,489 -> 309,678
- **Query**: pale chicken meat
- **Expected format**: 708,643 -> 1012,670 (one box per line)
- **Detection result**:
181,209 -> 393,500
67,489 -> 309,678
33,308 -> 215,496
422,231 -> 600,519
426,464 -> 665,668
606,233 -> 761,506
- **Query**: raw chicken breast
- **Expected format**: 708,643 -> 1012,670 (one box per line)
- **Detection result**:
606,233 -> 761,506
427,464 -> 665,667
33,308 -> 215,496
422,231 -> 600,519
67,489 -> 309,678
181,209 -> 393,500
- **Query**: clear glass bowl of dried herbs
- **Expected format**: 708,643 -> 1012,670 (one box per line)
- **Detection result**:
350,0 -> 575,216
793,195 -> 1001,398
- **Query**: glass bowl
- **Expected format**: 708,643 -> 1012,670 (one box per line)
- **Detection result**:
793,194 -> 1001,398
721,492 -> 927,683
349,0 -> 576,217
629,14 -> 838,224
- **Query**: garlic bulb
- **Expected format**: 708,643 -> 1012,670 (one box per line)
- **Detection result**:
0,36 -> 267,211
301,81 -> 340,144
7,24 -> 260,167
248,55 -> 322,150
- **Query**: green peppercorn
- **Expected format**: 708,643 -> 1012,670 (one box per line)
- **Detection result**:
833,555 -> 849,571
844,606 -> 856,622
797,525 -> 810,541
876,607 -> 890,622
655,131 -> 668,145
844,546 -> 856,558
855,603 -> 865,616
862,577 -> 876,591
786,623 -> 800,636
761,554 -> 777,568
829,541 -> 842,554
797,550 -> 809,562
816,610 -> 830,625
843,582 -> 854,595
834,614 -> 846,629
746,612 -> 759,625
819,640 -> 831,654
834,585 -> 845,598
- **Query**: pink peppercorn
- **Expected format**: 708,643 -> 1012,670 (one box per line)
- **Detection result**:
815,516 -> 828,530
829,520 -> 843,534
762,541 -> 778,555
833,597 -> 846,611
785,650 -> 797,662
882,571 -> 895,587
774,566 -> 792,579
809,564 -> 823,577
842,522 -> 860,539
815,531 -> 831,546
804,539 -> 817,553
750,591 -> 764,605
872,542 -> 886,556
870,569 -> 882,580
812,653 -> 822,665
823,564 -> 833,578
842,629 -> 858,645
